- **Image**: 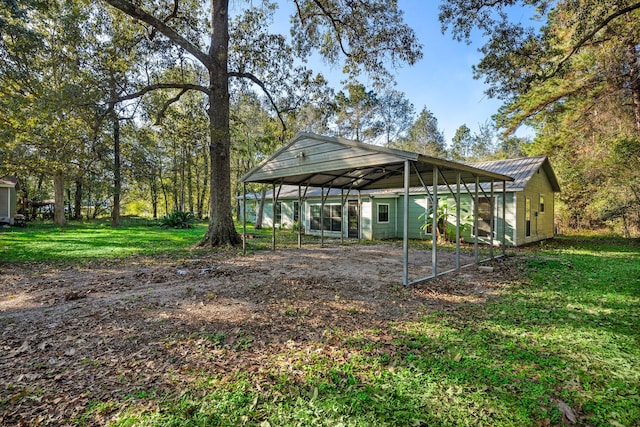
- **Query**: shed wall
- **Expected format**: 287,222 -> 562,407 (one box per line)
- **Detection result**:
0,187 -> 9,219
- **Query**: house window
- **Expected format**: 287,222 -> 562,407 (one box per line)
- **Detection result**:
525,197 -> 531,237
310,204 -> 342,231
293,201 -> 299,223
275,201 -> 282,225
377,203 -> 389,223
539,194 -> 545,213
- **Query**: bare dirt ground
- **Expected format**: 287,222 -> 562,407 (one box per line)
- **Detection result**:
0,244 -> 519,426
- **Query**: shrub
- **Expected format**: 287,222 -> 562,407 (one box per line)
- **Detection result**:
159,211 -> 196,229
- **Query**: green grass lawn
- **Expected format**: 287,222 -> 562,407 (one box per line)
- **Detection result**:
0,220 -> 301,263
2,223 -> 638,426
0,221 -> 210,262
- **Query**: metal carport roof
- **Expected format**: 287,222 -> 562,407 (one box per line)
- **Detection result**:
240,132 -> 513,189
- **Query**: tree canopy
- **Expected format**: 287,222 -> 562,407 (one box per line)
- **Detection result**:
440,0 -> 640,234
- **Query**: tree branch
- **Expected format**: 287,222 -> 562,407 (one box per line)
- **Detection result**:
149,0 -> 180,40
293,0 -> 351,58
100,83 -> 207,120
154,87 -> 189,124
101,0 -> 212,69
116,82 -> 208,103
547,2 -> 640,78
228,71 -> 287,132
311,0 -> 351,58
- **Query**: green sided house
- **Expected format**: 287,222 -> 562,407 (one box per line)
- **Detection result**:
0,177 -> 18,226
244,155 -> 560,247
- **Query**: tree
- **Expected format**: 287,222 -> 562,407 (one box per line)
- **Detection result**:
496,135 -> 530,159
85,5 -> 153,227
470,121 -> 496,160
230,90 -> 284,225
393,107 -> 447,157
0,1 -> 100,225
378,89 -> 415,147
450,124 -> 473,161
334,82 -> 380,142
101,0 -> 422,246
439,0 -> 640,134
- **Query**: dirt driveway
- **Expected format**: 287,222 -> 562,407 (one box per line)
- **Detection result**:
0,244 -> 513,425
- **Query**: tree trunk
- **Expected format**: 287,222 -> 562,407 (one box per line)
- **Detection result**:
254,186 -> 267,229
179,143 -> 186,211
172,141 -> 179,212
111,112 -> 121,227
31,175 -> 44,220
74,179 -> 83,220
66,188 -> 72,220
187,146 -> 194,214
53,171 -> 66,225
199,0 -> 240,246
19,183 -> 28,217
197,145 -> 209,219
151,169 -> 159,219
627,42 -> 640,133
159,165 -> 169,216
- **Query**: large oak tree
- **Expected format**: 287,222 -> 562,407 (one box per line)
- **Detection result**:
101,0 -> 422,247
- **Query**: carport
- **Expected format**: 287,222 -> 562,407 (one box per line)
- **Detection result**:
240,132 -> 514,286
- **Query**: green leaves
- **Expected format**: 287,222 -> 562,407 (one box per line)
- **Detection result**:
290,0 -> 423,85
159,210 -> 196,228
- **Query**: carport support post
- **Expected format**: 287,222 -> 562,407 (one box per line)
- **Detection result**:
432,166 -> 438,277
490,180 -> 494,259
320,186 -> 325,247
242,182 -> 247,255
272,183 -> 276,251
502,180 -> 507,256
358,191 -> 362,242
474,175 -> 479,263
341,188 -> 344,245
456,172 -> 461,270
402,160 -> 410,286
298,185 -> 302,249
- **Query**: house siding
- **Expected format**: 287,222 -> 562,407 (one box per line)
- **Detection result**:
371,197 -> 398,240
514,166 -> 555,245
395,194 -> 430,239
360,198 -> 373,240
238,198 -> 257,223
261,199 -> 298,229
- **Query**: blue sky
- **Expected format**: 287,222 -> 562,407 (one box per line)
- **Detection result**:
390,1 -> 500,143
240,1 -> 535,145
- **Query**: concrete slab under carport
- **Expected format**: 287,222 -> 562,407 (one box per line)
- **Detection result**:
240,132 -> 514,286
